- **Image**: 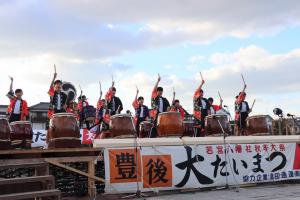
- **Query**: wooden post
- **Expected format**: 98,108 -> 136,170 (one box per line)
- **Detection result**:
88,160 -> 96,198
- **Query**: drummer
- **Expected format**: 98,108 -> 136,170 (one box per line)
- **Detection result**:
78,95 -> 91,128
235,84 -> 251,136
193,79 -> 209,137
47,72 -> 68,118
150,74 -> 170,137
105,81 -> 123,116
6,76 -> 29,123
170,91 -> 185,120
208,97 -> 223,115
132,88 -> 150,136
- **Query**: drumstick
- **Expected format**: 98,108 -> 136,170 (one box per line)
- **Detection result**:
99,81 -> 102,94
116,105 -> 120,114
200,72 -> 204,81
241,73 -> 246,85
218,91 -> 222,100
251,99 -> 256,110
54,64 -> 57,73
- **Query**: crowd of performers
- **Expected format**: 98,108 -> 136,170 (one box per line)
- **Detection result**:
5,72 -> 252,138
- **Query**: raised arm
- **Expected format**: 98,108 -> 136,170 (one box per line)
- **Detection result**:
196,79 -> 205,92
135,87 -> 139,100
153,74 -> 161,91
132,87 -> 139,109
9,76 -> 13,92
219,97 -> 223,107
50,72 -> 57,88
172,90 -> 176,104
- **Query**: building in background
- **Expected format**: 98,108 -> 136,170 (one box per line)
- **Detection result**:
29,102 -> 49,130
0,105 -> 8,116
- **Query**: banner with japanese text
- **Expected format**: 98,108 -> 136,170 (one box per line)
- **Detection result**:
31,128 -> 95,148
104,143 -> 300,193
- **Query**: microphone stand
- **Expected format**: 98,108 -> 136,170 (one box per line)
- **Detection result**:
122,113 -> 147,198
216,116 -> 239,192
289,115 -> 300,134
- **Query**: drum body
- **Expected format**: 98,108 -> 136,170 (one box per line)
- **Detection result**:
205,114 -> 230,136
139,121 -> 153,138
183,121 -> 194,137
246,115 -> 273,135
10,121 -> 33,141
157,112 -> 184,137
110,114 -> 135,137
48,113 -> 80,140
83,106 -> 96,122
0,117 -> 11,140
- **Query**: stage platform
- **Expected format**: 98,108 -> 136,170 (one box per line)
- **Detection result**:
93,135 -> 300,148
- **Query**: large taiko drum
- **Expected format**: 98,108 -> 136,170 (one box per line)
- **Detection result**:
47,113 -> 80,141
0,117 -> 10,140
0,117 -> 11,150
139,121 -> 153,138
110,114 -> 135,137
246,115 -> 273,136
157,112 -> 184,137
205,114 -> 230,136
10,121 -> 33,149
183,120 -> 194,137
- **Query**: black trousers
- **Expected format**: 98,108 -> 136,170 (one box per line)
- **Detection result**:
237,112 -> 248,129
9,113 -> 21,123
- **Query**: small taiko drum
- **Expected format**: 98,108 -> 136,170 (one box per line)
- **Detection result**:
110,114 -> 135,137
47,113 -> 80,141
139,121 -> 153,138
0,117 -> 11,140
205,114 -> 230,136
10,121 -> 33,148
246,115 -> 273,136
0,117 -> 11,150
157,112 -> 184,137
183,120 -> 194,137
83,105 -> 96,122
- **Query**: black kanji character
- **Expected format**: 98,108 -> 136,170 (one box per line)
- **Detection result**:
146,158 -> 168,184
175,146 -> 214,187
115,153 -> 137,179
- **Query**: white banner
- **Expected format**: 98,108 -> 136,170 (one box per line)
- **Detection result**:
104,143 -> 300,193
31,129 -> 96,148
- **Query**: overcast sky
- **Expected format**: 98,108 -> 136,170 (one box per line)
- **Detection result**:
0,0 -> 300,117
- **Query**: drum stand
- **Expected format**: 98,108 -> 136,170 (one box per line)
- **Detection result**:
217,119 -> 240,192
122,115 -> 148,199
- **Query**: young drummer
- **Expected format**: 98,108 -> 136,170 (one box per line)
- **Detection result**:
150,74 -> 170,137
47,72 -> 68,118
193,79 -> 209,137
6,77 -> 29,123
105,81 -> 123,116
208,96 -> 223,115
132,87 -> 150,136
170,91 -> 185,120
235,84 -> 251,136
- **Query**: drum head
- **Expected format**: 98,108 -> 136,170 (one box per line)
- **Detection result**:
206,114 -> 227,119
52,113 -> 75,118
248,115 -> 270,120
216,108 -> 230,115
158,112 -> 181,116
110,114 -> 131,119
10,121 -> 31,125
